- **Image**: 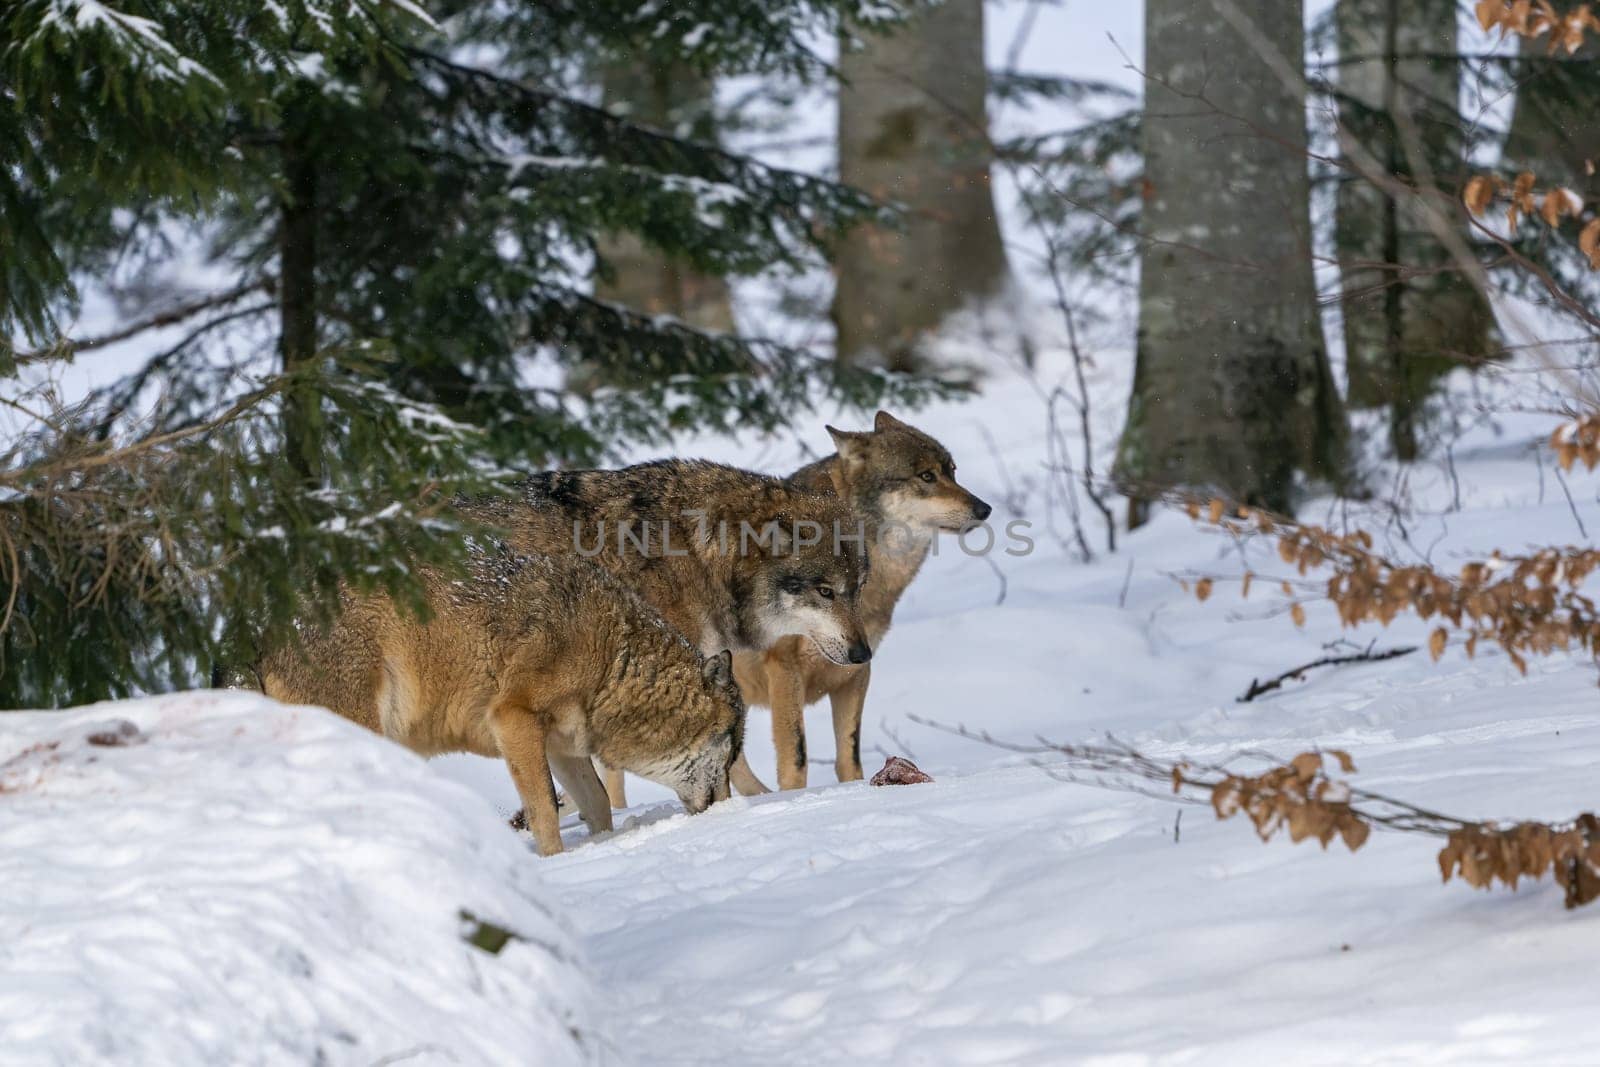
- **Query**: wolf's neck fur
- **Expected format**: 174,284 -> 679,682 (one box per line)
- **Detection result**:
858,520 -> 931,644
808,455 -> 934,644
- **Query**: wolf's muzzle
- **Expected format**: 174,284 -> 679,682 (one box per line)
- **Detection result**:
846,640 -> 873,664
970,496 -> 993,522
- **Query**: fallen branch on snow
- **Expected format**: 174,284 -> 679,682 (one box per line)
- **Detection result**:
1237,643 -> 1418,702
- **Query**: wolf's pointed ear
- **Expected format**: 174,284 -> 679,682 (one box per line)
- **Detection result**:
826,424 -> 871,458
703,649 -> 734,687
826,426 -> 871,489
873,410 -> 911,434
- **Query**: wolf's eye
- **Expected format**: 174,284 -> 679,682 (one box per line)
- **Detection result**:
816,584 -> 835,599
919,471 -> 936,484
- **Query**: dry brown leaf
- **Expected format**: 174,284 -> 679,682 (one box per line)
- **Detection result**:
1429,627 -> 1449,661
1340,817 -> 1371,852
1195,577 -> 1213,603
1291,602 -> 1307,628
1580,218 -> 1600,269
1290,752 -> 1322,781
1463,174 -> 1497,216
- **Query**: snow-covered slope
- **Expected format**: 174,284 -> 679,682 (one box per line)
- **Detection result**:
0,692 -> 597,1067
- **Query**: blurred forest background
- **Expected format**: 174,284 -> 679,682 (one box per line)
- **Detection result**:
2,0 -> 1597,706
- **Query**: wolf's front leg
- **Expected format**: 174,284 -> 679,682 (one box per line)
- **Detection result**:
490,700 -> 564,856
765,659 -> 808,791
728,752 -> 771,795
829,664 -> 870,782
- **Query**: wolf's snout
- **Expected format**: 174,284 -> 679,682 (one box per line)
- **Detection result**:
970,497 -> 993,521
846,640 -> 873,665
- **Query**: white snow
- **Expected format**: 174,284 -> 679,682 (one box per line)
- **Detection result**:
0,692 -> 597,1066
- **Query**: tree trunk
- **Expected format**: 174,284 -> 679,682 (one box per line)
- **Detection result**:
834,0 -> 1009,371
594,58 -> 733,333
1334,0 -> 1496,459
279,121 -> 323,485
1117,0 -> 1345,519
1504,34 -> 1600,199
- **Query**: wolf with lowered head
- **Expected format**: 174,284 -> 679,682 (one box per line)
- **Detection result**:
259,545 -> 745,856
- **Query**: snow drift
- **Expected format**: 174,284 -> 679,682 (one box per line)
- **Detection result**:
0,692 -> 596,1066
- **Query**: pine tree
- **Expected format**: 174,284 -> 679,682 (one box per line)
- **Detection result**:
1,0 -> 935,707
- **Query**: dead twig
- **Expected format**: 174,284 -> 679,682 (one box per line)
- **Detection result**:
1237,644 -> 1419,703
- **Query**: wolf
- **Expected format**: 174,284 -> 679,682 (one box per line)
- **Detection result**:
257,546 -> 746,856
458,459 -> 873,804
462,460 -> 872,665
730,411 -> 991,791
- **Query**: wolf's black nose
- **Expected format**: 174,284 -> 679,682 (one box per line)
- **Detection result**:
846,641 -> 873,664
971,498 -> 993,521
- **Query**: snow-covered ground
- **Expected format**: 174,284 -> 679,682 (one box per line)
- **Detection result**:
10,341 -> 1600,1063
0,693 -> 596,1066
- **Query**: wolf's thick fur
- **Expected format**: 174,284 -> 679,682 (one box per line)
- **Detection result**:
258,548 -> 745,855
731,411 -> 990,791
462,460 -> 872,664
459,458 -> 873,808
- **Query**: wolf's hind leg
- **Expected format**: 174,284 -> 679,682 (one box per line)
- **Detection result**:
550,754 -> 614,837
490,700 -> 564,856
597,760 -> 628,808
829,665 -> 870,782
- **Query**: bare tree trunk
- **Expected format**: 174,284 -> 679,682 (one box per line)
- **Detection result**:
1334,0 -> 1496,459
280,121 -> 323,485
1504,34 -> 1600,199
834,0 -> 1009,371
594,59 -> 733,333
1117,0 -> 1345,522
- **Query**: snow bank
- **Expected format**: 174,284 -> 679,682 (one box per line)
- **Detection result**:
0,692 -> 596,1066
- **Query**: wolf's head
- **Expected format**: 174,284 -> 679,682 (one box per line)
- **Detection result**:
826,410 -> 992,535
654,649 -> 746,814
734,491 -> 872,667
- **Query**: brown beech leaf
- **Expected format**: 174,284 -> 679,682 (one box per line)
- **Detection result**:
1580,217 -> 1600,269
1463,173 -> 1497,215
